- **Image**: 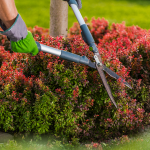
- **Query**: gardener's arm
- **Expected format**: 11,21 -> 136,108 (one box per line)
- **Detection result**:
0,0 -> 18,29
0,0 -> 38,56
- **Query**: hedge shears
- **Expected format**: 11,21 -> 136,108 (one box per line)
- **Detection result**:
36,0 -> 132,108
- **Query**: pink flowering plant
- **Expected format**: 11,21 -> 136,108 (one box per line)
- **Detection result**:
0,18 -> 150,143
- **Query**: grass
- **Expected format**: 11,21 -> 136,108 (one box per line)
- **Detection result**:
103,129 -> 150,150
1,129 -> 150,150
15,0 -> 150,30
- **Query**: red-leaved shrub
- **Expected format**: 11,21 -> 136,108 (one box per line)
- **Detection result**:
0,18 -> 150,143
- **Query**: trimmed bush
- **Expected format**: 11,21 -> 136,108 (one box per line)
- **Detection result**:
0,19 -> 150,143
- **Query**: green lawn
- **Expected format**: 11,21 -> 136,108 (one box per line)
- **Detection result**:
1,129 -> 150,150
103,129 -> 150,150
15,0 -> 150,30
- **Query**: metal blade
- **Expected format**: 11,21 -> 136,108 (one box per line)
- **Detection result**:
95,54 -> 117,108
102,65 -> 132,89
96,64 -> 117,108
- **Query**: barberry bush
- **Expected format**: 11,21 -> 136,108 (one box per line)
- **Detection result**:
0,18 -> 150,144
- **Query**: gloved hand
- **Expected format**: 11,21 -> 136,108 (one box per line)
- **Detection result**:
63,0 -> 82,9
0,14 -> 39,56
76,0 -> 82,9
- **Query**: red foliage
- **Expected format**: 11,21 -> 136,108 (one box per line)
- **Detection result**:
0,18 -> 150,142
68,17 -> 150,140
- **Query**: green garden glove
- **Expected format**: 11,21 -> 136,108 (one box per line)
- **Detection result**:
11,31 -> 39,56
0,14 -> 39,56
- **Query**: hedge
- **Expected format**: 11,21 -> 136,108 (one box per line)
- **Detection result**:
0,18 -> 150,143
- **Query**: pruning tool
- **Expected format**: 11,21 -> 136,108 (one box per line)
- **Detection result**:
36,0 -> 132,108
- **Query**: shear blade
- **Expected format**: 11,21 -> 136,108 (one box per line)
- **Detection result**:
96,64 -> 117,108
102,65 -> 132,89
94,54 -> 117,108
